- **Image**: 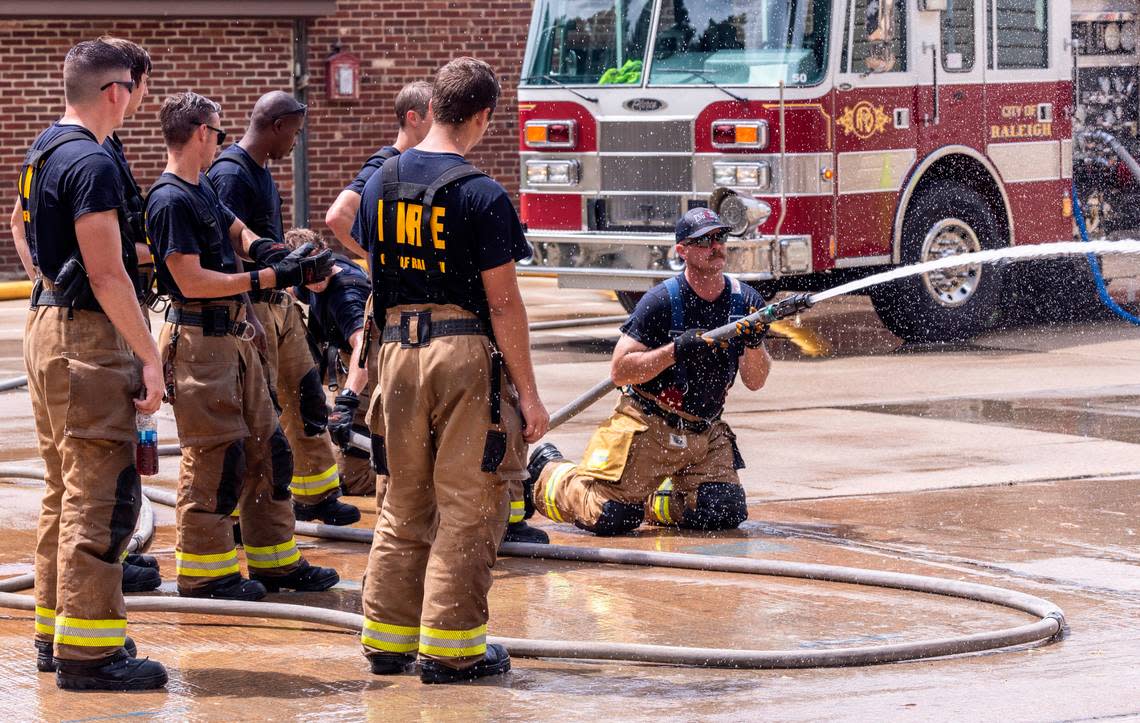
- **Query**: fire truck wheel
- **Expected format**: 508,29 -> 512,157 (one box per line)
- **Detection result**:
870,182 -> 1004,343
616,291 -> 644,313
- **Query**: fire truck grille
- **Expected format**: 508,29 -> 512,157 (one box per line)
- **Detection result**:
600,156 -> 692,192
592,195 -> 682,231
599,120 -> 692,153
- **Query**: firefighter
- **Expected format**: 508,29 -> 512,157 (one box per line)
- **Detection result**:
16,39 -> 167,690
207,92 -> 360,526
357,58 -> 548,683
146,91 -> 339,601
324,80 -> 433,259
8,37 -> 161,595
527,208 -> 772,536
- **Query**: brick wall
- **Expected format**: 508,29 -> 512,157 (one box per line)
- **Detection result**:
0,1 -> 532,278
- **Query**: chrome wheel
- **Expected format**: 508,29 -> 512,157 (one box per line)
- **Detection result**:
920,218 -> 983,308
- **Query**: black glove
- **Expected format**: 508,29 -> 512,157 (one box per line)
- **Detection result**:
674,328 -> 717,366
270,244 -> 334,289
249,237 -> 292,266
735,317 -> 770,348
328,391 -> 360,449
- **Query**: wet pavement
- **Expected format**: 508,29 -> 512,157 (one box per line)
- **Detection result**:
0,282 -> 1137,721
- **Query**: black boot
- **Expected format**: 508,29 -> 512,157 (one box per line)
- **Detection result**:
368,653 -> 415,675
252,560 -> 339,593
503,521 -> 549,544
420,643 -> 511,684
56,650 -> 167,691
123,553 -> 159,570
122,561 -> 162,593
526,443 -> 564,519
179,574 -> 266,601
293,497 -> 361,526
37,637 -> 137,673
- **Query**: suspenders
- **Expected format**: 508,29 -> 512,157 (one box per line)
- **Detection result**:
663,273 -> 746,391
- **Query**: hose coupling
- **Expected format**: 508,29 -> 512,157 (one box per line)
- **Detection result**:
1045,611 -> 1069,641
763,292 -> 815,322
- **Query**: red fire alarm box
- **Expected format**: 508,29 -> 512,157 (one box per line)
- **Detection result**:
327,51 -> 360,102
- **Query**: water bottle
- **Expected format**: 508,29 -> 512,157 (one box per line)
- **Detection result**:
136,412 -> 158,476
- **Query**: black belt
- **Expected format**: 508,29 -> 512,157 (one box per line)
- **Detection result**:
626,389 -> 714,434
166,306 -> 255,340
250,289 -> 290,306
381,311 -> 486,348
29,285 -> 103,313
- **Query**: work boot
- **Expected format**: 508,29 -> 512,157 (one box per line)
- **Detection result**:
37,637 -> 137,673
56,650 -> 167,691
124,553 -> 159,570
179,574 -> 266,601
293,497 -> 361,526
503,521 -> 549,545
252,560 -> 339,593
420,643 -> 511,684
368,653 -> 415,675
122,561 -> 162,593
526,443 -> 564,519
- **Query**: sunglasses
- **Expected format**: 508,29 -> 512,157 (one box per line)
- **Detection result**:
683,231 -> 728,248
99,79 -> 136,94
204,124 -> 227,145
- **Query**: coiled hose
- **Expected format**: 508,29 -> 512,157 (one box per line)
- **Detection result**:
0,469 -> 1065,669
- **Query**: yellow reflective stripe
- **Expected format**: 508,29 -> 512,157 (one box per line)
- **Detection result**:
361,618 -> 419,653
34,606 -> 55,635
508,500 -> 525,524
245,537 -> 301,569
543,462 -> 575,523
419,642 -> 486,657
419,624 -> 487,658
653,478 -> 674,524
54,617 -> 127,648
22,166 -> 33,198
290,465 -> 341,496
293,463 -> 339,484
176,549 -> 240,578
230,508 -> 240,517
420,624 -> 487,640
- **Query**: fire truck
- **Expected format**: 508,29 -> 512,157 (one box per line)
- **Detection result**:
516,0 -> 1085,342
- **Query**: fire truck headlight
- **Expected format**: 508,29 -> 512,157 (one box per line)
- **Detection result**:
712,163 -> 769,189
526,160 -> 580,186
713,164 -> 738,186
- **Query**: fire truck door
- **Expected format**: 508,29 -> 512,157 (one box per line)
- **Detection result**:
915,0 -> 987,155
833,0 -> 920,261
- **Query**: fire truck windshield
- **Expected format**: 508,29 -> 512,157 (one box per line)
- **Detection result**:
523,0 -> 654,86
649,0 -> 830,87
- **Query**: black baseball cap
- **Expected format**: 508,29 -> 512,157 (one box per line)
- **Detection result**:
675,207 -> 731,243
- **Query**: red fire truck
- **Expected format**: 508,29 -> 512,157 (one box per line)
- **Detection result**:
516,0 -> 1076,342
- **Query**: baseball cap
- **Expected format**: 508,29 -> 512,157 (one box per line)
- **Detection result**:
675,207 -> 731,243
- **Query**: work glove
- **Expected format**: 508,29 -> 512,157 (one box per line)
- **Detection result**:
674,328 -> 721,366
736,316 -> 770,348
249,237 -> 291,265
270,243 -> 334,289
328,390 -> 359,449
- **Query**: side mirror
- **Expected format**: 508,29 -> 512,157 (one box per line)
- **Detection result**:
711,187 -> 772,236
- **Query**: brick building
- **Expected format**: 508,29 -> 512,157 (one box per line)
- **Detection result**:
0,0 -> 532,277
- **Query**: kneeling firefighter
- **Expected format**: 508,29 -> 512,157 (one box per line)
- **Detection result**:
147,91 -> 339,601
528,208 -> 772,535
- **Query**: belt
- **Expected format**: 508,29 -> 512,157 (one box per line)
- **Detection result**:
250,289 -> 290,306
625,389 -> 714,434
381,311 -> 486,348
29,284 -> 103,314
166,307 -> 255,340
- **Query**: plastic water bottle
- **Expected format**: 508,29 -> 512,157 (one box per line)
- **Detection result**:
136,412 -> 158,476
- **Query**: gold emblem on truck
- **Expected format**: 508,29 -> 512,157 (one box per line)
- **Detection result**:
837,101 -> 891,140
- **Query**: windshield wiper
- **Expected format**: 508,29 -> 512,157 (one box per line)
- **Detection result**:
677,70 -> 748,103
521,74 -> 599,104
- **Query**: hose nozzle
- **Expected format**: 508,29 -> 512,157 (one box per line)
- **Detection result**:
761,292 -> 814,322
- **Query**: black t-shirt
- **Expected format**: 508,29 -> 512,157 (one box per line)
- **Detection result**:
300,255 -> 371,352
103,133 -> 148,255
145,173 -> 239,303
23,123 -> 124,281
621,274 -> 764,419
207,144 -> 284,242
358,148 -> 532,324
347,145 -> 399,245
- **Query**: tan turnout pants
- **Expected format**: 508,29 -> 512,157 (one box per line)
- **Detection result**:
161,301 -> 303,594
26,306 -> 140,663
360,304 -> 523,669
251,299 -> 342,506
533,396 -> 740,531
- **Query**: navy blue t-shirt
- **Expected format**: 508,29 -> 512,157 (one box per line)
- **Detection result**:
347,145 -> 399,244
145,173 -> 239,303
299,255 -> 371,352
207,144 -> 284,243
357,148 -> 532,324
23,123 -> 124,280
621,274 -> 764,419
